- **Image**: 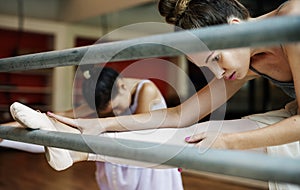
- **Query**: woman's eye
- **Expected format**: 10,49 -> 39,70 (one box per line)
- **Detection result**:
212,54 -> 220,62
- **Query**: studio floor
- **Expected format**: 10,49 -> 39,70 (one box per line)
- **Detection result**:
0,148 -> 268,190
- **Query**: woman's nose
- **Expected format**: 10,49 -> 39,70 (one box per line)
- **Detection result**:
209,62 -> 225,79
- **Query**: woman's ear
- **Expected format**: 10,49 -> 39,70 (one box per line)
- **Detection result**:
117,79 -> 127,94
227,16 -> 241,24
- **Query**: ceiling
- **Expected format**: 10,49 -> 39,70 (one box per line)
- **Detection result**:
0,0 -> 287,31
0,0 -> 164,28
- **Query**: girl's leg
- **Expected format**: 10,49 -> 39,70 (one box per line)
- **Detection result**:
0,139 -> 44,153
104,118 -> 266,153
89,119 -> 265,169
10,102 -> 265,171
10,102 -> 79,171
0,121 -> 44,153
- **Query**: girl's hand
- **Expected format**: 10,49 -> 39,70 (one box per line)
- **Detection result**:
185,132 -> 233,150
47,112 -> 106,135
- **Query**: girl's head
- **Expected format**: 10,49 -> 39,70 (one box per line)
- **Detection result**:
159,0 -> 251,80
158,0 -> 250,29
82,67 -> 131,117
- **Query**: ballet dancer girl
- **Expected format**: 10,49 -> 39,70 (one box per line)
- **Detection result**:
9,66 -> 184,190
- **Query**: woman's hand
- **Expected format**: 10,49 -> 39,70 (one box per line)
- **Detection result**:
185,132 -> 234,150
47,112 -> 106,135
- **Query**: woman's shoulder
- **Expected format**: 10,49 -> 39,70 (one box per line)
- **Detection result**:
261,1 -> 300,22
277,0 -> 300,16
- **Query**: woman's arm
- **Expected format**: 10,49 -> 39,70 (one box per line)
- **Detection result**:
186,114 -> 300,150
187,43 -> 300,150
48,76 -> 248,134
286,42 -> 300,113
227,115 -> 300,149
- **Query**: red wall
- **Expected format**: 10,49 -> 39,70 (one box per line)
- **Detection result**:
0,28 -> 54,122
75,37 -> 172,98
0,29 -> 53,58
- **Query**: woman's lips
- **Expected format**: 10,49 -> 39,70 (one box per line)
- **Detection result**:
225,72 -> 237,80
229,72 -> 236,80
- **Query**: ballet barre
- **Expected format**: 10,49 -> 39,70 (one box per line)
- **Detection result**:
0,16 -> 299,72
0,126 -> 299,185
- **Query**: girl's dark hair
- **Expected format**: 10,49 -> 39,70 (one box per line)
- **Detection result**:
158,0 -> 250,29
82,66 -> 120,113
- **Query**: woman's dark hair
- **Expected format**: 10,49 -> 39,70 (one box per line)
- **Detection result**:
82,66 -> 120,113
158,0 -> 250,29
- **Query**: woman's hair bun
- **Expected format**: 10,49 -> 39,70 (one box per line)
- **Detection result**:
158,0 -> 191,24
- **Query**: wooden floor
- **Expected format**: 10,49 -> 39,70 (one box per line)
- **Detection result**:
0,148 -> 268,190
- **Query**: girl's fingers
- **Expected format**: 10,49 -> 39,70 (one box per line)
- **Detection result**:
185,132 -> 206,143
47,112 -> 78,128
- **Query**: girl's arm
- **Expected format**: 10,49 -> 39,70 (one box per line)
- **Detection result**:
55,103 -> 94,118
48,76 -> 248,135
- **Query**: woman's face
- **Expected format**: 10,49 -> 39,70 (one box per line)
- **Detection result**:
188,48 -> 251,80
110,91 -> 132,115
99,82 -> 132,117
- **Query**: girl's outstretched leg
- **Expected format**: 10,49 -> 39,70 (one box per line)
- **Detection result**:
0,139 -> 45,153
0,120 -> 44,153
10,102 -> 76,171
9,102 -> 266,171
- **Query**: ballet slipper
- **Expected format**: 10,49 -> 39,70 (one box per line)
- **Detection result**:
10,102 -> 73,171
10,102 -> 46,129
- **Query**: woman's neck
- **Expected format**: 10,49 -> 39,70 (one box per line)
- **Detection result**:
249,46 -> 292,82
250,47 -> 270,57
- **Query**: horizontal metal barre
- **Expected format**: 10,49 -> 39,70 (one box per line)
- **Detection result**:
0,126 -> 299,185
0,16 -> 300,72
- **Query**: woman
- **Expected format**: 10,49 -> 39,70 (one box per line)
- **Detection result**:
9,0 -> 300,189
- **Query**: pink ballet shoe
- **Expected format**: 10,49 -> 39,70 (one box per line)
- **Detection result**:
10,102 -> 41,129
10,102 -> 73,171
